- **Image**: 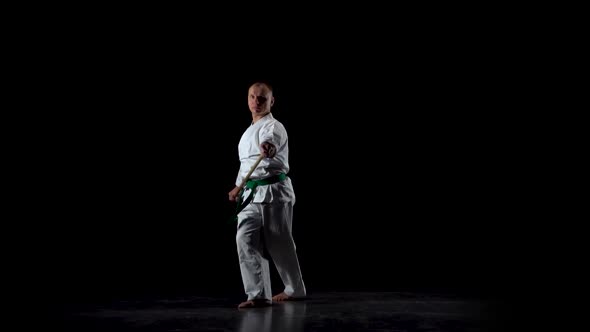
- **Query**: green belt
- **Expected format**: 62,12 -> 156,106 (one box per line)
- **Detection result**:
232,173 -> 287,222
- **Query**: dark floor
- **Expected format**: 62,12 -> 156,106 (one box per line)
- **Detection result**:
59,291 -> 508,331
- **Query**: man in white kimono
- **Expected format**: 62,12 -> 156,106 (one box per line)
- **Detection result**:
228,82 -> 306,309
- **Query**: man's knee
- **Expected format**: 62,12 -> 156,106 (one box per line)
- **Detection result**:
236,231 -> 256,249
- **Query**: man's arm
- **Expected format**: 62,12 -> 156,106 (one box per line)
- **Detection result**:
228,153 -> 266,202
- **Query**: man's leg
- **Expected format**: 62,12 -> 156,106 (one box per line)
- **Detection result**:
236,204 -> 272,307
262,202 -> 307,301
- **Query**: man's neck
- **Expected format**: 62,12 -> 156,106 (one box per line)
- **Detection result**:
252,112 -> 270,124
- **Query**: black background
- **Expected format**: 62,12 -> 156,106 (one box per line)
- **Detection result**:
18,13 -> 529,309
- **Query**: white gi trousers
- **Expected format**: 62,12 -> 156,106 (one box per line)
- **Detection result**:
236,200 -> 306,301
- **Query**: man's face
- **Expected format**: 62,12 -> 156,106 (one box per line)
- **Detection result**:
248,85 -> 274,116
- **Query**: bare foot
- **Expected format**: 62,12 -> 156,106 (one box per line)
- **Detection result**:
272,292 -> 301,302
238,299 -> 272,309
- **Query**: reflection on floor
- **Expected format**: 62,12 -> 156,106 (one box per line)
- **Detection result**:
60,291 -> 507,331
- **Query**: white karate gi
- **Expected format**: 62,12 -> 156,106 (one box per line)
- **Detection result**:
235,113 -> 306,301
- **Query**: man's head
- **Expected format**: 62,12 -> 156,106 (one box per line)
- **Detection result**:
248,82 -> 274,118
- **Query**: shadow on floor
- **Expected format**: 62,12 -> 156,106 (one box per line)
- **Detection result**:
59,291 -> 508,331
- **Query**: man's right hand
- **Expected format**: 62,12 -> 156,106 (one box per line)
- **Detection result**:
228,186 -> 241,202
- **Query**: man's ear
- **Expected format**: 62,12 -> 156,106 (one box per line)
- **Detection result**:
270,96 -> 275,107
